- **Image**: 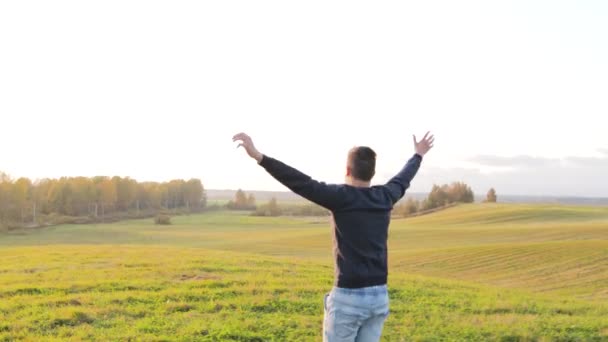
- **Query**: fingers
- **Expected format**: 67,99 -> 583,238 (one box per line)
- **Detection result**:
232,133 -> 246,141
428,135 -> 435,149
232,132 -> 251,143
423,132 -> 434,143
413,134 -> 418,145
416,131 -> 434,150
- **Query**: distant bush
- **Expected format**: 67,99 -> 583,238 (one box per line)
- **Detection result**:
154,214 -> 172,225
288,203 -> 329,217
204,203 -> 225,212
251,200 -> 330,217
280,203 -> 329,217
226,201 -> 256,211
485,188 -> 498,203
47,213 -> 80,225
394,197 -> 420,217
252,198 -> 282,217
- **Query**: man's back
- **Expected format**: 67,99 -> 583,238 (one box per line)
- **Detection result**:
331,185 -> 394,289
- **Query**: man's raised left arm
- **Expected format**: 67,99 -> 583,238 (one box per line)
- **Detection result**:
233,133 -> 344,210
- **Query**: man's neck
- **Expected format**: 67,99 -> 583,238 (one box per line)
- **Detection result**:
346,178 -> 371,188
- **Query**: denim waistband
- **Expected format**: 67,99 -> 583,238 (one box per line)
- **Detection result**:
332,284 -> 388,296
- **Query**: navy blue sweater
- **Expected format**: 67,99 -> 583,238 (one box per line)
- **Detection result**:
259,153 -> 422,288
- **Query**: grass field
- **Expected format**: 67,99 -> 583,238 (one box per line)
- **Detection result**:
1,204 -> 608,341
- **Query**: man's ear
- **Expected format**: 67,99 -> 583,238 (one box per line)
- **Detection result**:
346,167 -> 352,177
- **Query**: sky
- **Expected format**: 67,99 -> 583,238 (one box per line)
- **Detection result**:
1,1 -> 607,197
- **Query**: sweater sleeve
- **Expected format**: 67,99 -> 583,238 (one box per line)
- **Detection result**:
259,155 -> 344,211
383,154 -> 422,204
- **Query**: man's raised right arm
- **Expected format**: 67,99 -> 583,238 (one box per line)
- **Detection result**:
384,132 -> 434,204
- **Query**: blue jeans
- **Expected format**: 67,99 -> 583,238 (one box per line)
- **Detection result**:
323,285 -> 390,342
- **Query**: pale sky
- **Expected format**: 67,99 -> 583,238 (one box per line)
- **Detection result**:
1,1 -> 607,197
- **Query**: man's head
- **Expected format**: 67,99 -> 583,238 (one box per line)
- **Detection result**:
346,146 -> 376,186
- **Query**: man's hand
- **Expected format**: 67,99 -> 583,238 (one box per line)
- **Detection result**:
233,132 -> 263,163
413,131 -> 434,157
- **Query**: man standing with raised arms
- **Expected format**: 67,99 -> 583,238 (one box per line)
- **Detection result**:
233,132 -> 434,342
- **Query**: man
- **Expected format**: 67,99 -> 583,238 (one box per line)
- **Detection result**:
233,132 -> 434,342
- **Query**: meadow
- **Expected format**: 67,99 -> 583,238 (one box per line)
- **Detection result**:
1,204 -> 607,341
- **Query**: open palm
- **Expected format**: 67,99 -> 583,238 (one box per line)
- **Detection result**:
414,132 -> 434,156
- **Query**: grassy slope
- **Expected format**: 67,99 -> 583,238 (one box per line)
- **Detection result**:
0,213 -> 334,259
1,204 -> 608,340
389,204 -> 608,300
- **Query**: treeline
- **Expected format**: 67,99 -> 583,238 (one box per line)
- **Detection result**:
226,183 -> 494,219
0,172 -> 206,230
394,182 -> 475,217
253,199 -> 329,217
394,182 -> 497,217
225,189 -> 329,217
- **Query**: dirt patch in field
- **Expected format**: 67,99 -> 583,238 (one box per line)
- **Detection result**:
178,273 -> 221,281
55,299 -> 83,307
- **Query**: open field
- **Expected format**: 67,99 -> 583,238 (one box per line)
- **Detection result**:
1,204 -> 608,341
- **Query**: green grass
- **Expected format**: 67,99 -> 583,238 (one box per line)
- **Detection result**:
393,240 -> 608,300
1,204 -> 608,341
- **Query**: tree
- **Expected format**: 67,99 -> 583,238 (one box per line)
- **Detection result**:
141,182 -> 162,210
267,197 -> 281,216
422,182 -> 475,211
393,197 -> 420,217
403,197 -> 419,216
446,182 -> 475,203
32,179 -> 52,216
47,178 -> 73,215
13,178 -> 32,222
183,179 -> 205,211
115,177 -> 138,211
486,188 -> 497,203
247,194 -> 256,208
13,178 -> 32,207
167,179 -> 186,209
235,189 -> 247,208
424,184 -> 449,210
0,172 -> 13,222
227,189 -> 255,210
97,178 -> 117,216
67,177 -> 96,216
253,197 -> 282,217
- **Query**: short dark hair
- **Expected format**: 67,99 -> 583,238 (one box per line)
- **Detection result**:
347,146 -> 376,181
